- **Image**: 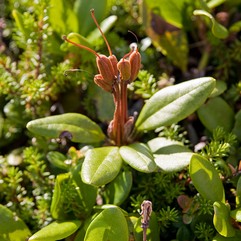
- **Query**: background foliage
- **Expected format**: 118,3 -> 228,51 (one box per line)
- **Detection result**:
1,0 -> 241,240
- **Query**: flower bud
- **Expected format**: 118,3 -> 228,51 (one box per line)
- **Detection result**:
94,74 -> 113,92
129,50 -> 141,82
117,59 -> 131,81
109,55 -> 118,77
96,55 -> 115,83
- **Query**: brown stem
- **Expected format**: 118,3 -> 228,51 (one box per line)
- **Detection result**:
120,81 -> 128,144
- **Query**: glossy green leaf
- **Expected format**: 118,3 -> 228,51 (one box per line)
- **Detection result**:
119,142 -> 157,173
189,154 -> 225,203
207,0 -> 226,9
104,170 -> 133,205
193,10 -> 229,39
84,206 -> 129,241
213,201 -> 235,237
28,220 -> 81,241
197,97 -> 234,132
49,0 -> 78,34
232,110 -> 241,142
148,137 -> 193,172
0,205 -> 31,241
135,77 -> 216,131
235,176 -> 241,206
133,212 -> 160,241
81,147 -> 122,186
74,0 -> 108,36
26,113 -> 105,143
47,151 -> 69,170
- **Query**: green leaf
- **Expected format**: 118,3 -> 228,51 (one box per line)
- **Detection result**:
26,113 -> 105,143
81,147 -> 122,186
0,205 -> 31,241
119,142 -> 157,173
210,81 -> 227,98
47,151 -> 69,170
135,77 -> 216,131
197,97 -> 234,132
28,220 -> 81,241
213,232 -> 241,241
193,10 -> 229,39
74,0 -> 108,36
213,201 -> 235,237
49,0 -> 78,34
189,154 -> 225,203
148,137 -> 193,172
104,170 -> 132,205
232,110 -> 241,142
84,206 -> 129,241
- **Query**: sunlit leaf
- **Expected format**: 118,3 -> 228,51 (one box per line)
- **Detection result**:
189,154 -> 225,203
26,113 -> 105,143
28,220 -> 81,241
0,205 -> 31,241
213,201 -> 235,237
135,77 -> 216,131
119,142 -> 157,173
84,206 -> 129,241
81,147 -> 122,186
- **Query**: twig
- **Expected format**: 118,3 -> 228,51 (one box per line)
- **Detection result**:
140,200 -> 152,241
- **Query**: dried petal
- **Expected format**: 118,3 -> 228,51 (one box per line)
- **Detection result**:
117,59 -> 131,81
96,55 -> 115,83
129,50 -> 141,82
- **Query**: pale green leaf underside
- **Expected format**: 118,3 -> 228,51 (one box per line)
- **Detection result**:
148,137 -> 193,172
135,77 -> 216,131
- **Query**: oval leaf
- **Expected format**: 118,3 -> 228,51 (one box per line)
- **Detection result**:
197,97 -> 234,132
119,142 -> 157,173
235,176 -> 241,206
104,170 -> 133,205
135,77 -> 216,131
81,147 -> 122,186
0,205 -> 31,241
47,151 -> 69,170
189,154 -> 225,203
193,10 -> 229,39
148,137 -> 193,172
213,201 -> 235,237
84,206 -> 129,241
230,208 -> 241,222
28,220 -> 81,241
26,113 -> 105,143
232,110 -> 241,142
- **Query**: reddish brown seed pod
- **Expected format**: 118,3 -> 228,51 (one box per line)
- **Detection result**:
96,55 -> 116,83
109,55 -> 118,77
117,58 -> 131,81
129,49 -> 141,82
94,74 -> 113,92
